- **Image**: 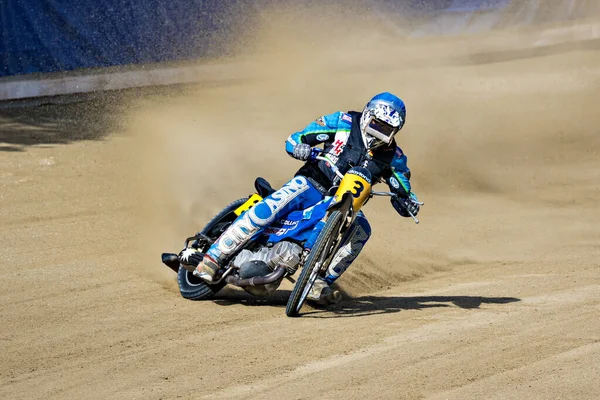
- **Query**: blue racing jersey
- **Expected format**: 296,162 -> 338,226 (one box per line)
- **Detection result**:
286,111 -> 414,197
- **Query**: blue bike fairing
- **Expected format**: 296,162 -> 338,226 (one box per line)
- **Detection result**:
205,175 -> 324,263
264,197 -> 333,245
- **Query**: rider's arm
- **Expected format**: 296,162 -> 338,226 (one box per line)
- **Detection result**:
385,147 -> 413,198
387,147 -> 421,218
285,112 -> 343,156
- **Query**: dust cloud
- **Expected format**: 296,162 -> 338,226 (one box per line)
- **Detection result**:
3,3 -> 600,398
122,1 -> 600,295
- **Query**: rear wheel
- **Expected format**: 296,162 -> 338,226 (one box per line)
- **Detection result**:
177,198 -> 248,300
178,266 -> 225,300
285,210 -> 345,317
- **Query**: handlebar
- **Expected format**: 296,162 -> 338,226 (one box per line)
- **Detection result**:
314,155 -> 344,179
313,153 -> 423,224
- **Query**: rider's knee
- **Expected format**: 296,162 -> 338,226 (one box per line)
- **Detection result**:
355,212 -> 372,241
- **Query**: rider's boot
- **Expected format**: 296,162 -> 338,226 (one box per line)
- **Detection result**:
307,213 -> 371,305
193,205 -> 262,282
192,213 -> 252,283
307,277 -> 342,305
194,254 -> 221,283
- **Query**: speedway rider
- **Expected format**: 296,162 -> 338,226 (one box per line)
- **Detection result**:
194,92 -> 421,304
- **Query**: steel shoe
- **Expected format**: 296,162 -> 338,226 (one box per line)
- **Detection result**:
307,278 -> 342,305
193,255 -> 220,283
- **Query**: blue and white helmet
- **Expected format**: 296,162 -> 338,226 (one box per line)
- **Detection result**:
359,92 -> 406,149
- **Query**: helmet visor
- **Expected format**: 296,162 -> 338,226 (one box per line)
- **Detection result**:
365,118 -> 398,144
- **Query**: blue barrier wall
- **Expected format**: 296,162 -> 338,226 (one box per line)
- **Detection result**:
0,0 -> 510,78
0,0 -> 255,77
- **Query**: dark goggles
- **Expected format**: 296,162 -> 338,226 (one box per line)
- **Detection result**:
368,118 -> 398,138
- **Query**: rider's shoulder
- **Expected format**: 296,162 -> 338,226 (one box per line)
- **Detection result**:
386,139 -> 404,157
315,111 -> 351,129
388,141 -> 408,164
391,145 -> 409,171
394,145 -> 406,158
377,139 -> 404,157
335,111 -> 354,127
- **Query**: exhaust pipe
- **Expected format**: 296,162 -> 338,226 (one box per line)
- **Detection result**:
161,253 -> 180,272
224,266 -> 286,288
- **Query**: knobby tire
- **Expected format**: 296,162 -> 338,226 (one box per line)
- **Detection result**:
177,198 -> 248,300
285,210 -> 345,317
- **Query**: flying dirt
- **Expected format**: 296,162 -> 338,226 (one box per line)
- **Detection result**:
1,2 -> 599,399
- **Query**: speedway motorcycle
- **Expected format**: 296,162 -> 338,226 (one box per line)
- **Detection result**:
162,154 -> 421,317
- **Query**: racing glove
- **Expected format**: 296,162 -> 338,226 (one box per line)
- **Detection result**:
391,193 -> 420,218
292,143 -> 312,161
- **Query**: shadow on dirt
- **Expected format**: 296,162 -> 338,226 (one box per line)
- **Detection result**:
0,82 -> 231,152
0,94 -> 127,152
302,295 -> 521,318
212,287 -> 291,307
0,85 -> 190,152
211,288 -> 521,318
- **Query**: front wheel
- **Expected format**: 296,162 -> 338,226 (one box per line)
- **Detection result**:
285,210 -> 345,317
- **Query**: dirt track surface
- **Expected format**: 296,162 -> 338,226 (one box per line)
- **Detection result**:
2,4 -> 600,399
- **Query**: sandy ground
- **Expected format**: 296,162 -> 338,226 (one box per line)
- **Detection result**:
1,3 -> 600,399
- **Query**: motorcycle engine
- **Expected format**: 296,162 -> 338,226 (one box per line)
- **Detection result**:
231,241 -> 303,296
